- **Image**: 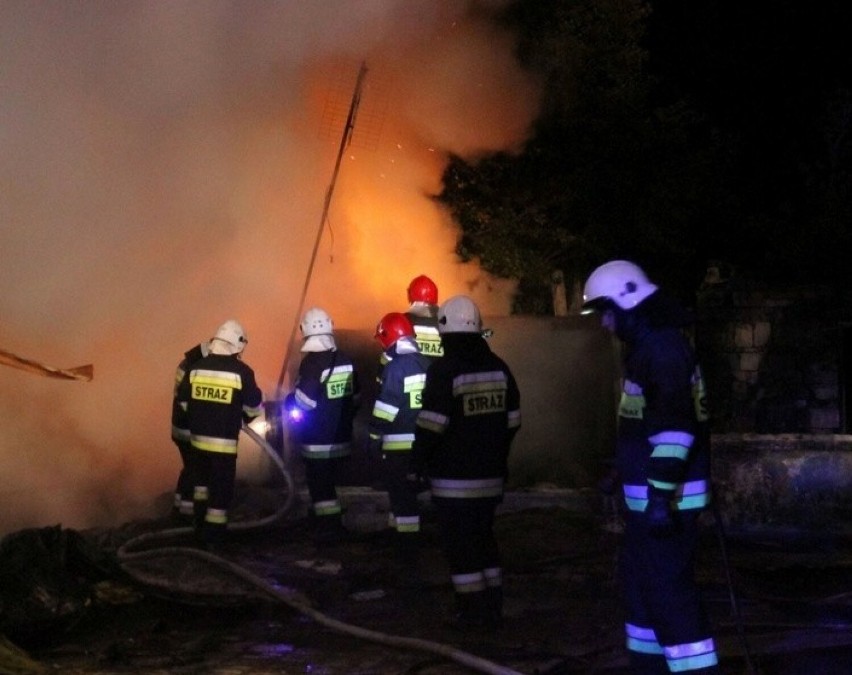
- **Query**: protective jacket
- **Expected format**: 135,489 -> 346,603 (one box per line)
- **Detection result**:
369,342 -> 430,453
615,290 -> 718,674
290,349 -> 359,459
615,293 -> 711,515
412,333 -> 521,497
171,343 -> 207,444
406,304 -> 444,359
177,353 -> 263,454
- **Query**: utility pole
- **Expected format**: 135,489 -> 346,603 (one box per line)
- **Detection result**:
275,61 -> 367,397
266,62 -> 368,458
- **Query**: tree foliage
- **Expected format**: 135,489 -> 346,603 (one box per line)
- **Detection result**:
436,0 -> 852,313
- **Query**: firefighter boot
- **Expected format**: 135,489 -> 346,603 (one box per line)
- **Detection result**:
192,501 -> 208,540
393,533 -> 424,589
485,585 -> 504,631
313,514 -> 349,547
450,591 -> 491,634
393,532 -> 419,564
201,520 -> 227,553
628,651 -> 670,675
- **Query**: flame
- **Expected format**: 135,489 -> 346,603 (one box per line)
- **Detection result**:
0,1 -> 540,535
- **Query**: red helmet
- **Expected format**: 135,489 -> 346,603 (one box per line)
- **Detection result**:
375,312 -> 415,350
407,275 -> 438,305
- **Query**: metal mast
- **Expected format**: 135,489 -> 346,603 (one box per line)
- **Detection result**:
275,61 -> 368,398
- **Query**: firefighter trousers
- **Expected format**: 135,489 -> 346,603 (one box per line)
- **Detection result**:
190,451 -> 237,545
621,510 -> 719,673
432,495 -> 503,627
382,452 -> 420,533
173,440 -> 197,515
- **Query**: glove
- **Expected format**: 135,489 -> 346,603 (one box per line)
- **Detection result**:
645,489 -> 675,537
406,472 -> 430,494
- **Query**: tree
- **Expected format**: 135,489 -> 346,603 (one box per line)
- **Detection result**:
436,0 -> 736,312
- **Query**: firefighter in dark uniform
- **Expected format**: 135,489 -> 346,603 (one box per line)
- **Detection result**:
411,295 -> 521,632
285,307 -> 360,545
405,274 -> 444,361
170,339 -> 209,523
177,319 -> 263,548
583,260 -> 719,674
369,312 -> 431,559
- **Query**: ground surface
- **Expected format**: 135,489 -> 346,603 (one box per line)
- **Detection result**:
5,489 -> 852,674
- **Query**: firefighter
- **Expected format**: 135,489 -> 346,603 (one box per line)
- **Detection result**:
582,260 -> 719,674
170,338 -> 209,523
369,312 -> 431,561
405,274 -> 444,360
176,319 -> 263,548
411,295 -> 521,632
285,307 -> 360,545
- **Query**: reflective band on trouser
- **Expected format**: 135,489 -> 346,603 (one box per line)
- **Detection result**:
623,480 -> 710,512
191,434 -> 238,454
483,566 -> 502,588
194,486 -> 209,502
298,443 -> 351,459
382,433 -> 415,451
650,444 -> 690,460
452,571 -> 486,594
430,477 -> 504,499
394,514 -> 420,533
178,499 -> 194,515
649,430 -> 695,448
665,638 -> 718,672
205,508 -> 228,525
507,409 -> 521,429
626,623 -> 664,655
314,499 -> 342,517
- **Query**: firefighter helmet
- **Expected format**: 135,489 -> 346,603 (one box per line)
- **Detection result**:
438,295 -> 481,334
407,275 -> 438,305
374,312 -> 415,350
300,307 -> 333,337
211,319 -> 248,355
582,260 -> 658,311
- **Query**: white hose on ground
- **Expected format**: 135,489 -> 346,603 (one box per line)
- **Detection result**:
119,545 -> 526,675
116,425 -> 527,675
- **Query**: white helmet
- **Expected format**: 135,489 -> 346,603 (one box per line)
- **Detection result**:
300,307 -> 334,337
438,295 -> 482,334
211,319 -> 248,355
583,260 -> 658,311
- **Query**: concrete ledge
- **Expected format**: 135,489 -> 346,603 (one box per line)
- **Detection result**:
713,433 -> 852,536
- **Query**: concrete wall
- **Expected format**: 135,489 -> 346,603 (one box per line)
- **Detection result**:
713,433 -> 852,537
267,316 -> 852,538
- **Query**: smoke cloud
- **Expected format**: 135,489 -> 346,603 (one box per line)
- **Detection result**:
0,1 -> 540,535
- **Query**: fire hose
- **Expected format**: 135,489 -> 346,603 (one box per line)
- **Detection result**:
116,426 -> 525,675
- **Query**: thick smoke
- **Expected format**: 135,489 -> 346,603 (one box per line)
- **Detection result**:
0,1 -> 540,535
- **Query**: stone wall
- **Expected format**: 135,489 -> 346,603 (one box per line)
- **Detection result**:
696,281 -> 846,434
